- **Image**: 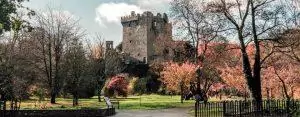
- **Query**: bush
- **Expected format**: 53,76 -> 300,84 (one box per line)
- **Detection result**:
102,80 -> 111,97
127,77 -> 138,95
146,77 -> 161,93
157,84 -> 167,95
133,77 -> 148,94
294,110 -> 300,117
78,76 -> 97,98
61,76 -> 97,98
105,74 -> 129,97
32,88 -> 46,102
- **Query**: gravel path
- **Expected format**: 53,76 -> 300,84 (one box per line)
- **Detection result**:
112,108 -> 192,117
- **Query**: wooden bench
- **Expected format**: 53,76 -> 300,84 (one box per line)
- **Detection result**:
104,97 -> 119,109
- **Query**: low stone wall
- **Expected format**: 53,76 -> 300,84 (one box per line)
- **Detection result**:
0,108 -> 115,117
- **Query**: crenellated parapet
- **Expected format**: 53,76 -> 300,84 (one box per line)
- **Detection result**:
121,11 -> 140,23
121,11 -> 169,26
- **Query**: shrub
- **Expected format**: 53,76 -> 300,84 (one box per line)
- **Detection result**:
127,77 -> 138,95
61,76 -> 97,98
102,80 -> 112,97
294,110 -> 300,117
133,77 -> 148,94
106,74 -> 129,97
157,84 -> 167,95
32,88 -> 46,102
78,76 -> 97,98
146,77 -> 161,93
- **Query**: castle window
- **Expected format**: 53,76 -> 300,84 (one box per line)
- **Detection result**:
137,53 -> 140,56
129,40 -> 132,43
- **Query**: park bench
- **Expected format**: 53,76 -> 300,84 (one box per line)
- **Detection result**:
104,97 -> 119,109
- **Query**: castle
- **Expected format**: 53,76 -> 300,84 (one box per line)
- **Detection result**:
104,11 -> 193,77
106,11 -> 174,64
106,11 -> 192,66
121,11 -> 173,64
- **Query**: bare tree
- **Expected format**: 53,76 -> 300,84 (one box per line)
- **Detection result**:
171,0 -> 224,62
170,0 -> 226,101
274,0 -> 300,63
34,8 -> 82,104
205,0 -> 287,102
0,12 -> 36,110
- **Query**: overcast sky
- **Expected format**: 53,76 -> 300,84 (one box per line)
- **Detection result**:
23,0 -> 171,46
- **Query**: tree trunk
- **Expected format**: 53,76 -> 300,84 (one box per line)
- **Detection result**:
14,100 -> 17,110
180,82 -> 183,103
17,99 -> 21,110
10,100 -> 13,110
3,100 -> 6,111
276,72 -> 290,100
251,75 -> 262,102
98,91 -> 101,102
48,39 -> 55,104
97,81 -> 102,102
244,90 -> 247,101
73,93 -> 78,106
50,91 -> 56,104
239,34 -> 254,96
250,0 -> 263,103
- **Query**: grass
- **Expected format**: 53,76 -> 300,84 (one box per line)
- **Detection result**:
115,95 -> 194,110
18,97 -> 107,110
12,94 -> 194,110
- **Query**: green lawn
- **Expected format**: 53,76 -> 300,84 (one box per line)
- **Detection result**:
16,94 -> 195,110
115,95 -> 194,110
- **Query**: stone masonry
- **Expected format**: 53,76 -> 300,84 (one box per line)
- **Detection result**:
121,11 -> 173,64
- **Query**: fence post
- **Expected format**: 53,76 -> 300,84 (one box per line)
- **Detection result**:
195,101 -> 198,117
0,101 -> 2,117
223,101 -> 226,116
239,101 -> 242,117
286,99 -> 291,117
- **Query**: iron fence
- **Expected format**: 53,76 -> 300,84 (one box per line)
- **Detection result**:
195,100 -> 300,117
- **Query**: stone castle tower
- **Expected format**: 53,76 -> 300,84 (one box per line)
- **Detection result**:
121,11 -> 172,64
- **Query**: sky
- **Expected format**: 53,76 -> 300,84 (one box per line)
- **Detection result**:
23,0 -> 171,46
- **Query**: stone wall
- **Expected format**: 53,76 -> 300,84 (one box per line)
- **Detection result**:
121,11 -> 173,64
122,24 -> 148,63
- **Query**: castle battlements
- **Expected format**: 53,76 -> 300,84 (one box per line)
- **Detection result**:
121,11 -> 169,23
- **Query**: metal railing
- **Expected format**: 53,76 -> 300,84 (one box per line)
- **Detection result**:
195,99 -> 300,117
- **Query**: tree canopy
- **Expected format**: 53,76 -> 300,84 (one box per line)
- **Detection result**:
0,0 -> 34,34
